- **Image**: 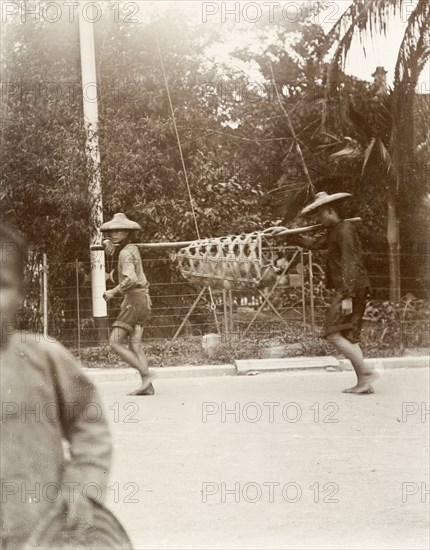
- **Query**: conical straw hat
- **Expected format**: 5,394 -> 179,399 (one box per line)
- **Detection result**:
101,213 -> 141,232
300,192 -> 351,216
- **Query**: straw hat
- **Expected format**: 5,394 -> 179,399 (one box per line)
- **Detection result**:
101,213 -> 141,232
300,192 -> 352,216
23,499 -> 133,549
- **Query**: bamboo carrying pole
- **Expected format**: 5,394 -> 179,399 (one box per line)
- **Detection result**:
89,218 -> 362,251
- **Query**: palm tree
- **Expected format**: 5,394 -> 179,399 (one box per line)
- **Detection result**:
323,0 -> 430,302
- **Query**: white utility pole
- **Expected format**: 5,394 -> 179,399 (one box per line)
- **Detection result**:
78,1 -> 108,337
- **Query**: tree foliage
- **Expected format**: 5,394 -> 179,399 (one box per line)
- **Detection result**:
322,0 -> 430,299
1,0 -> 428,338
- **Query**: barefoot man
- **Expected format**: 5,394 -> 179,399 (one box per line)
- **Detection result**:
299,192 -> 380,394
101,213 -> 155,396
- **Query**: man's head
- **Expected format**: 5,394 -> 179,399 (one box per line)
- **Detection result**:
106,230 -> 131,245
315,205 -> 342,227
0,224 -> 26,343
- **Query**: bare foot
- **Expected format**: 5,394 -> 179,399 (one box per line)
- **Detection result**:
342,369 -> 380,394
342,385 -> 374,394
140,383 -> 155,396
127,374 -> 155,396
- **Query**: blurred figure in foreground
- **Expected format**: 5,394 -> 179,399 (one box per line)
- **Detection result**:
0,223 -> 113,548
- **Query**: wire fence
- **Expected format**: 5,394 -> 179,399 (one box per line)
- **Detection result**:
18,248 -> 429,354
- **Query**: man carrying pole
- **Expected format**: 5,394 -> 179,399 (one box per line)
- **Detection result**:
101,213 -> 155,396
298,192 -> 382,394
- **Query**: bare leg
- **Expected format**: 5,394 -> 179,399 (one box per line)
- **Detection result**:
129,325 -> 154,395
109,327 -> 154,393
129,325 -> 148,369
326,332 -> 379,394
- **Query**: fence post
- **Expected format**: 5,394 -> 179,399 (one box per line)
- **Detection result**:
228,290 -> 234,337
308,251 -> 315,339
222,289 -> 229,344
42,253 -> 48,339
300,249 -> 306,333
76,260 -> 81,359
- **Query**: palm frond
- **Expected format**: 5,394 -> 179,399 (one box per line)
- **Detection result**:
394,0 -> 430,90
347,102 -> 374,143
266,178 -> 314,223
343,88 -> 393,150
324,0 -> 406,95
362,137 -> 393,177
330,137 -> 363,159
391,0 -> 430,179
325,0 -> 403,57
371,92 -> 393,132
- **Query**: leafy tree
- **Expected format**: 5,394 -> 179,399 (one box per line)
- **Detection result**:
322,0 -> 430,301
0,2 -> 269,335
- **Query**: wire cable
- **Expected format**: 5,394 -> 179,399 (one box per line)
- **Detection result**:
156,38 -> 201,240
156,37 -> 219,325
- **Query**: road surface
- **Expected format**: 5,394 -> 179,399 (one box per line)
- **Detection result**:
95,367 -> 429,550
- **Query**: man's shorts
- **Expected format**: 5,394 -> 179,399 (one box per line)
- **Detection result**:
112,291 -> 151,334
323,287 -> 369,344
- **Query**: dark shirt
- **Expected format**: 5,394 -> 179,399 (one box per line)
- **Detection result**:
307,220 -> 370,298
